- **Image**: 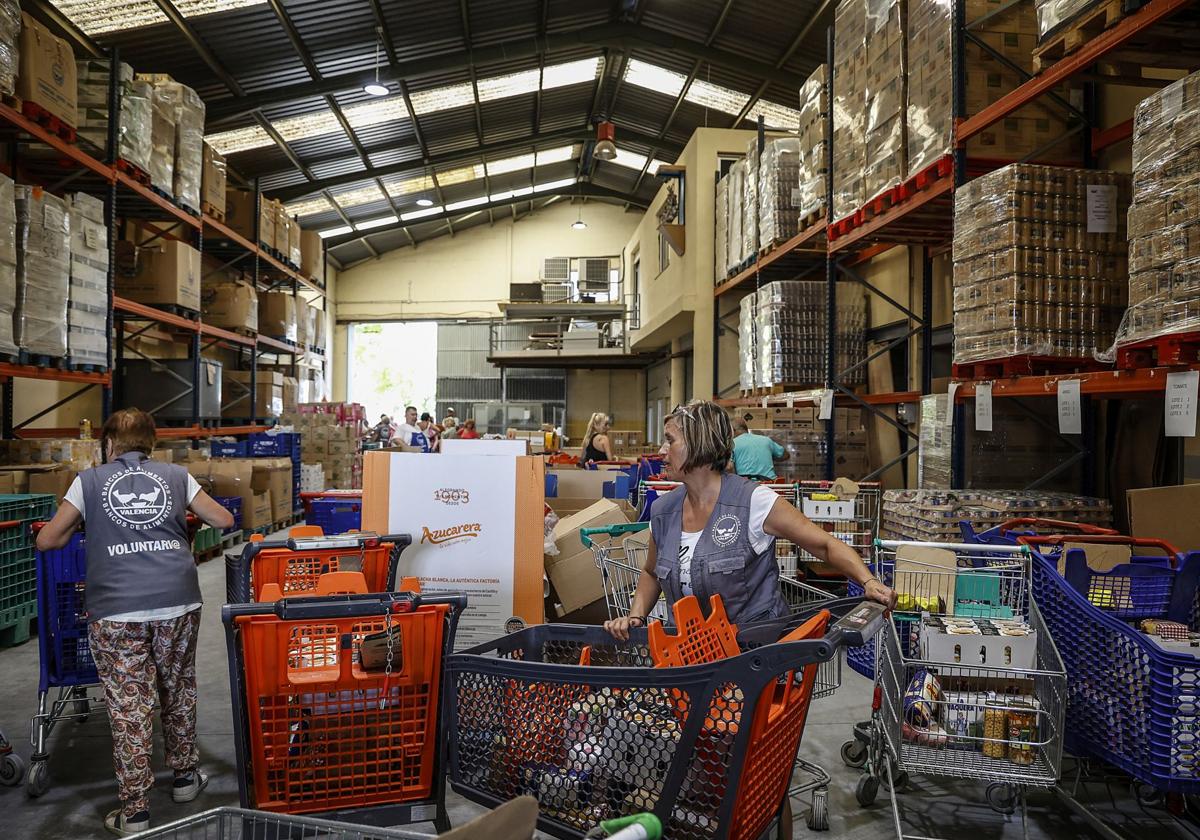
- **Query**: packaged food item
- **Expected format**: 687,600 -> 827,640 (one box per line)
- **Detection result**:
1007,701 -> 1038,764
983,702 -> 1009,758
903,669 -> 943,728
941,690 -> 985,750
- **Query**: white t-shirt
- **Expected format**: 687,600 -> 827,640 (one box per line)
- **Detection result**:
64,472 -> 204,624
678,485 -> 779,595
395,423 -> 430,451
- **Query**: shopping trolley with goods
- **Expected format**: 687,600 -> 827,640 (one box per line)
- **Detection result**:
843,540 -> 1067,840
222,589 -> 468,830
444,591 -> 887,840
226,531 -> 413,603
581,523 -> 668,624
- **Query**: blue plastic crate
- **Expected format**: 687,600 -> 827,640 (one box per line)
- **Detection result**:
213,495 -> 243,534
211,439 -> 249,457
249,432 -> 300,456
36,534 -> 96,689
308,497 -> 362,534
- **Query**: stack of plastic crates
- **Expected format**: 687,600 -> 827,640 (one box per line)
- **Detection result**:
250,432 -> 302,515
0,494 -> 57,647
443,593 -> 885,839
226,531 -> 413,603
308,497 -> 363,534
299,489 -> 362,518
213,495 -> 242,535
222,590 -> 467,830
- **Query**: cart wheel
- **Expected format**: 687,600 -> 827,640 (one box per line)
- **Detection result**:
986,783 -> 1017,815
882,766 -> 909,792
855,774 -> 880,807
0,752 -> 25,787
73,698 -> 90,722
25,761 -> 49,798
841,739 -> 868,768
806,788 -> 830,831
1132,782 -> 1163,808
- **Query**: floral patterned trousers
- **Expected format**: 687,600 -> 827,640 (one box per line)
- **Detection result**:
88,610 -> 201,816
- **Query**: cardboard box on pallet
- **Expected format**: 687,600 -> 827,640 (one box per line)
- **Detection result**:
863,0 -> 907,203
142,80 -> 176,195
154,80 -> 204,212
223,370 -> 283,418
0,1 -> 18,99
17,13 -> 77,130
287,214 -> 301,267
67,192 -> 108,369
15,186 -> 70,357
301,228 -> 322,281
76,61 -> 152,174
832,0 -> 867,220
114,239 -> 201,311
259,291 -> 298,342
201,280 -> 257,333
758,137 -> 802,249
798,64 -> 829,220
188,458 -> 272,531
202,143 -> 226,217
0,174 -> 16,357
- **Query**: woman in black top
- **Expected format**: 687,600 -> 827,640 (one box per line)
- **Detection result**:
582,412 -> 615,463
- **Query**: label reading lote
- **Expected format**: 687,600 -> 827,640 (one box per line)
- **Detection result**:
1166,371 -> 1199,438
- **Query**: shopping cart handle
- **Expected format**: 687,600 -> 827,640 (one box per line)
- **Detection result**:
999,518 -> 1118,536
272,590 -> 423,620
829,600 -> 888,647
580,522 -> 650,548
1017,533 -> 1182,558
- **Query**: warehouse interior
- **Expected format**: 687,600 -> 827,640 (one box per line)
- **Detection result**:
0,0 -> 1197,838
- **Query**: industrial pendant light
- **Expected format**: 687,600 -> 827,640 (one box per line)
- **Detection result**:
593,121 -> 617,161
363,27 -> 389,97
571,201 -> 587,230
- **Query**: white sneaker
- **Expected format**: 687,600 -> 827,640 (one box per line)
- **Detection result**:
171,769 -> 209,803
104,808 -> 149,836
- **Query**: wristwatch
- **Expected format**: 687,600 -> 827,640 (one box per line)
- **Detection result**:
627,615 -> 646,627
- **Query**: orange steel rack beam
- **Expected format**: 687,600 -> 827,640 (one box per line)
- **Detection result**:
0,364 -> 110,385
716,390 -> 921,408
952,365 -> 1200,400
713,222 -> 827,298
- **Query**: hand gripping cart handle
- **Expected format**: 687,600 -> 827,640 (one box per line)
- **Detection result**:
222,590 -> 468,830
225,531 -> 414,603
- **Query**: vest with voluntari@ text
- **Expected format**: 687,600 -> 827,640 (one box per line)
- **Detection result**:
80,450 -> 200,622
650,472 -> 787,624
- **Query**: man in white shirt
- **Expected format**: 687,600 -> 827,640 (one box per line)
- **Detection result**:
394,405 -> 430,452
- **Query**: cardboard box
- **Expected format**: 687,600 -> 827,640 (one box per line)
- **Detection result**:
223,370 -> 283,417
308,303 -> 325,350
225,189 -> 255,241
28,468 -> 77,502
201,143 -> 226,216
546,498 -> 635,615
1127,484 -> 1200,552
259,199 -> 276,250
301,229 -> 322,281
281,376 -> 298,414
549,467 -> 626,500
260,456 -> 293,521
201,459 -> 273,530
115,239 -> 201,311
17,13 -> 77,129
295,297 -> 309,348
201,281 -> 257,333
259,292 -> 298,342
287,213 -> 301,267
0,468 -> 31,494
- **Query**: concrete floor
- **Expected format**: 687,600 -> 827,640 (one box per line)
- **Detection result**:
0,541 -> 1192,839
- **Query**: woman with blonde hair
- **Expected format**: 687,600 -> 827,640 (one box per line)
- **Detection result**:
582,412 -> 615,463
605,400 -> 895,640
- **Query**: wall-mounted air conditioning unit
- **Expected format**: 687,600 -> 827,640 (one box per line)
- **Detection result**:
540,257 -> 570,283
579,257 -> 611,291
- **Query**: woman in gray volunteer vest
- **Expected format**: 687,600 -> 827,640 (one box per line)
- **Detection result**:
605,400 -> 895,641
36,408 -> 234,836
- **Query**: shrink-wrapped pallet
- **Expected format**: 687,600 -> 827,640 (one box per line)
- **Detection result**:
15,186 -> 69,357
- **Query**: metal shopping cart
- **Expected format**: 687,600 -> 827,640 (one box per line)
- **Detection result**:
844,540 -> 1067,840
445,594 -> 886,840
127,806 -> 437,838
226,531 -> 413,603
222,590 -> 467,830
581,523 -> 668,624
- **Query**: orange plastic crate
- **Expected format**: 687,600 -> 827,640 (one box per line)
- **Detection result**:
235,602 -> 448,814
249,541 -> 398,601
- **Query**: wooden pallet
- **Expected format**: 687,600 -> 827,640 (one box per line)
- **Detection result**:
1032,0 -> 1125,72
193,544 -> 224,564
67,362 -> 108,374
202,201 -> 225,223
952,354 -> 1110,380
19,99 -> 76,143
1115,330 -> 1200,370
740,383 -> 821,398
17,352 -> 67,369
798,208 -> 825,231
115,158 -> 151,185
828,155 -> 953,241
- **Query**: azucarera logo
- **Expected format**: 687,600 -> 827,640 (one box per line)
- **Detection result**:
421,523 -> 482,545
432,488 -> 470,506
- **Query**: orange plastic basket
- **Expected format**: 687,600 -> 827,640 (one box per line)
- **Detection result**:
249,541 -> 399,601
234,602 -> 449,814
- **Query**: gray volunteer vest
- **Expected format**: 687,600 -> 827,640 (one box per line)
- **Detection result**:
81,450 -> 201,622
650,472 -> 788,624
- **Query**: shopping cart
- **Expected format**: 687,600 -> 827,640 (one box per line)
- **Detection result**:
796,480 -> 881,579
843,541 -> 1067,840
225,531 -> 413,603
581,523 -> 667,623
0,727 -> 21,787
222,590 -> 468,830
126,805 -> 436,838
444,594 -> 887,840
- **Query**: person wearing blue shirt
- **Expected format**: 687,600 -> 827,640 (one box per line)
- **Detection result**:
730,416 -> 789,480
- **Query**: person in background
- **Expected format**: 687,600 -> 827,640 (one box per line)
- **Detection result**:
394,405 -> 430,452
604,400 -> 895,641
35,409 -> 235,836
418,412 -> 440,451
458,418 -> 480,440
441,416 -> 459,440
730,416 -> 789,481
371,414 -> 393,445
582,412 -> 615,463
505,428 -> 518,440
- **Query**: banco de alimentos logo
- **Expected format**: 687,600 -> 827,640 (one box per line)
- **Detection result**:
102,469 -> 173,530
421,522 -> 482,546
432,488 -> 470,506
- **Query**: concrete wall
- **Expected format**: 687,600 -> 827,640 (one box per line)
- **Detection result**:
564,369 -> 646,441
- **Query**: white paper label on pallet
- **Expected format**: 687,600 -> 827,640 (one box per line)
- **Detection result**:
1165,370 -> 1200,437
975,383 -> 994,432
1057,380 -> 1082,435
84,226 -> 101,250
786,396 -> 795,408
1086,185 -> 1118,233
1163,83 -> 1184,120
761,396 -> 768,408
818,389 -> 834,420
945,382 -> 959,428
802,498 -> 855,521
790,187 -> 803,206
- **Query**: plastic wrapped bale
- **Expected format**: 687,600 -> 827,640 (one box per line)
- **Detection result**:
758,137 -> 801,248
146,82 -> 177,194
169,82 -> 205,211
754,280 -> 866,389
0,173 -> 17,356
0,0 -> 19,97
15,186 -> 70,358
726,159 -> 746,274
1035,0 -> 1107,40
738,293 -> 757,392
715,176 -> 729,286
742,137 -> 759,260
917,394 -> 951,489
67,192 -> 109,368
1114,71 -> 1200,350
863,0 -> 907,203
832,0 -> 867,220
797,64 -> 829,220
952,164 -> 1131,365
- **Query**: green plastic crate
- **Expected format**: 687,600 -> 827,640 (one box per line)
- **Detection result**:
0,493 -> 56,524
192,525 -> 221,554
0,520 -> 29,552
0,551 -> 36,611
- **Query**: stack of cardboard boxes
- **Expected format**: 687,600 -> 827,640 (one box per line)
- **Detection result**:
0,1 -> 17,99
734,406 -> 871,480
833,0 -> 867,220
797,64 -> 828,221
606,429 -> 649,458
758,137 -> 802,249
286,402 -> 365,490
1118,70 -> 1200,348
714,178 -> 728,286
300,228 -> 322,284
15,13 -> 76,134
738,293 -> 757,391
201,143 -> 226,218
952,164 -> 1131,364
0,173 -> 16,357
188,457 -> 292,531
66,192 -> 108,368
225,189 -> 277,251
114,237 -> 201,313
749,280 -> 866,389
15,185 -> 70,357
0,438 -> 101,498
882,488 -> 1113,541
76,60 -> 152,173
725,159 -> 746,274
